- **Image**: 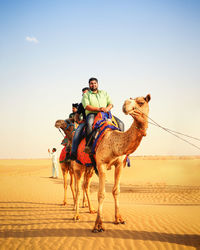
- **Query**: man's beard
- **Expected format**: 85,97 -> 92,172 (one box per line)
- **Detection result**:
90,87 -> 98,91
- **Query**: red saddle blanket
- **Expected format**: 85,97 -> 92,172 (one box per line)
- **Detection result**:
76,138 -> 92,166
59,136 -> 71,163
59,146 -> 67,163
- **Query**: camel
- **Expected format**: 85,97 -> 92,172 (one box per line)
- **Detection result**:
55,119 -> 76,206
72,94 -> 151,232
55,119 -> 93,210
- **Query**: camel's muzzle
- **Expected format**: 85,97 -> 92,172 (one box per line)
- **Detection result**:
123,99 -> 136,115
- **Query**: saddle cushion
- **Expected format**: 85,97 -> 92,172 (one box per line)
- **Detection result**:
91,111 -> 119,153
76,112 -> 119,166
76,138 -> 93,166
59,146 -> 67,163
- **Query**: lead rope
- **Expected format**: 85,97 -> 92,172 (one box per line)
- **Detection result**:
58,122 -> 76,141
148,121 -> 200,141
135,107 -> 200,151
58,128 -> 65,138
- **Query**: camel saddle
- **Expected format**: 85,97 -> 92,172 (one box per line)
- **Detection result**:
59,136 -> 70,163
75,112 -> 119,169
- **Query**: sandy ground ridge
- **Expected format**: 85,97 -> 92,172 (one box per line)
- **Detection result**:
0,157 -> 200,249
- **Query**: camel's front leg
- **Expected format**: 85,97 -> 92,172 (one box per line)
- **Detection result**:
69,166 -> 76,207
60,163 -> 68,206
84,167 -> 96,213
92,165 -> 106,233
82,181 -> 87,208
112,164 -> 125,225
73,164 -> 84,220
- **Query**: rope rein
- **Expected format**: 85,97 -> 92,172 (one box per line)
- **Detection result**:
57,108 -> 200,152
148,121 -> 200,141
58,128 -> 65,138
135,107 -> 200,151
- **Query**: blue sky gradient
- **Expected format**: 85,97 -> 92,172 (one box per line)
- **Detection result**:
0,0 -> 200,158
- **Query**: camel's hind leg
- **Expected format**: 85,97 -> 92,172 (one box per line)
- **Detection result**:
73,162 -> 85,220
82,182 -> 87,208
112,162 -> 125,225
60,163 -> 69,206
83,167 -> 96,213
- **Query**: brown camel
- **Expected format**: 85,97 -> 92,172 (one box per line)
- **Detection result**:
55,119 -> 92,209
72,94 -> 151,232
55,119 -> 77,206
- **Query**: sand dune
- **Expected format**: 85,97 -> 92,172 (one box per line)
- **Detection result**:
0,157 -> 200,249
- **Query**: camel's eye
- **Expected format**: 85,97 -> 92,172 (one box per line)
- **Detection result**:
138,102 -> 144,106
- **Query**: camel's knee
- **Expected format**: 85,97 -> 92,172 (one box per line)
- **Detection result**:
83,181 -> 89,191
98,192 -> 105,201
82,182 -> 86,191
70,179 -> 73,186
70,182 -> 74,189
76,188 -> 81,196
112,187 -> 120,197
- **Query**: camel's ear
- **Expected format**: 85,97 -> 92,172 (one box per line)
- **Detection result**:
145,94 -> 151,102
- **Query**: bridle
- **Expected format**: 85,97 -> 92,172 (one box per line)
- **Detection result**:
64,120 -> 76,135
128,102 -> 148,137
57,120 -> 77,153
57,120 -> 76,138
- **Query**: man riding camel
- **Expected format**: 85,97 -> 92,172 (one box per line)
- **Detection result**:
82,77 -> 124,153
69,103 -> 79,119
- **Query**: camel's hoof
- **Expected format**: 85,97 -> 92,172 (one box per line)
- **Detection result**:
73,215 -> 80,221
89,210 -> 96,214
114,220 -> 126,225
92,228 -> 105,233
63,202 -> 67,206
92,229 -> 99,233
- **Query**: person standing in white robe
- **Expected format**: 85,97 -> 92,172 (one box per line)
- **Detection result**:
48,148 -> 59,178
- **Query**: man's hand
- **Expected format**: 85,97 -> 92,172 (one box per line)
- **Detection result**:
48,149 -> 50,153
100,107 -> 108,112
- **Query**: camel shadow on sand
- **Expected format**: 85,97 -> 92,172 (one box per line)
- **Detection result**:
0,228 -> 200,248
0,201 -> 200,248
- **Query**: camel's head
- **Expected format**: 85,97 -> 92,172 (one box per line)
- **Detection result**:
55,119 -> 76,139
123,94 -> 151,122
55,118 -> 75,128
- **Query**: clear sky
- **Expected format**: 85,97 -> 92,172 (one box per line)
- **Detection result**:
0,0 -> 200,158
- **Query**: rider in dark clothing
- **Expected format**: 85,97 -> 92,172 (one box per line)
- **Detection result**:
69,103 -> 79,119
70,87 -> 89,160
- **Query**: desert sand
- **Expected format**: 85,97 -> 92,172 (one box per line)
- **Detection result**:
0,157 -> 200,249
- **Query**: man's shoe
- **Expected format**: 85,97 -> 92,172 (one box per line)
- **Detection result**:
70,154 -> 77,161
126,156 -> 131,167
84,146 -> 91,154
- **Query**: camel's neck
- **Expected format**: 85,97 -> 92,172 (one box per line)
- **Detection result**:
116,117 -> 148,156
61,127 -> 73,143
